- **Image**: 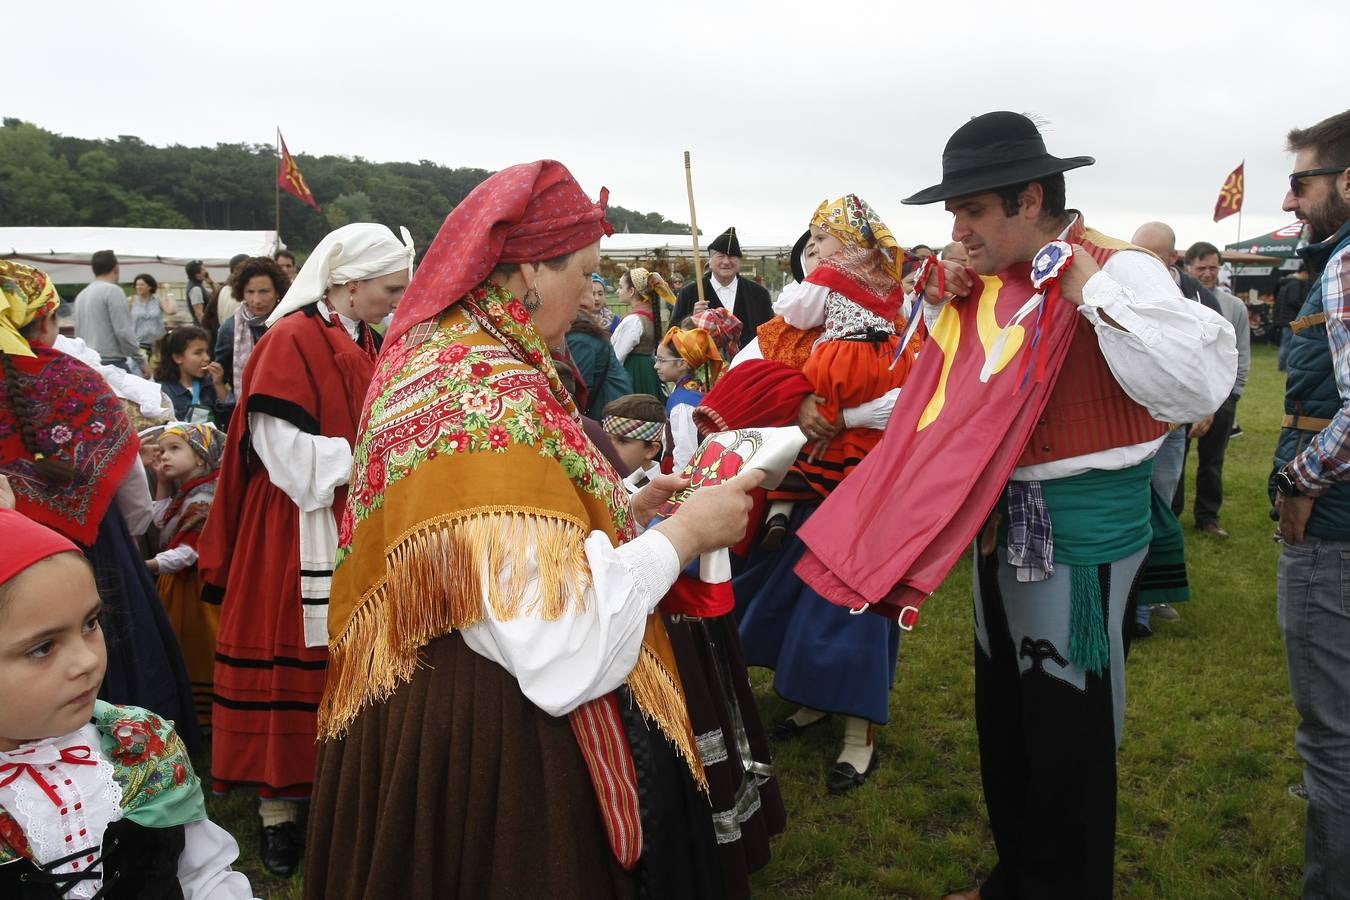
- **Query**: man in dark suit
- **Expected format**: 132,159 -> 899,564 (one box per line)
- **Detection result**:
672,226 -> 775,340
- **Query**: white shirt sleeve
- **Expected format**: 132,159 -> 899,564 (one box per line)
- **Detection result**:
842,387 -> 901,430
772,281 -> 829,329
1078,250 -> 1238,424
610,315 -> 644,363
669,402 -> 700,472
459,528 -> 681,717
248,413 -> 352,512
115,463 -> 155,536
154,544 -> 199,574
177,818 -> 259,899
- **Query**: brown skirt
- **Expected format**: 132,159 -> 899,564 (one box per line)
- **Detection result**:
305,633 -> 636,900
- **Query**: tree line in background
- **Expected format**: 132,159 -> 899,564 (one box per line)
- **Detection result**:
0,119 -> 692,257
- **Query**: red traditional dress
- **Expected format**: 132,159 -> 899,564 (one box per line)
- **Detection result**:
198,304 -> 378,796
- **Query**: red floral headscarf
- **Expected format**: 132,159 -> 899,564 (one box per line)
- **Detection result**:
384,160 -> 613,347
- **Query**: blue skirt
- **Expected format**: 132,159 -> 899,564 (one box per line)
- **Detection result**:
87,504 -> 203,753
733,505 -> 901,724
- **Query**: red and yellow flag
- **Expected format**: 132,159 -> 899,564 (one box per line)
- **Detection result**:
277,131 -> 320,212
1213,162 -> 1244,223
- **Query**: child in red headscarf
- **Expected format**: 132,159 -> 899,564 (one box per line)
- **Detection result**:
0,493 -> 254,899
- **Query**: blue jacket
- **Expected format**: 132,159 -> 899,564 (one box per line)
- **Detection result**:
1272,221 -> 1350,540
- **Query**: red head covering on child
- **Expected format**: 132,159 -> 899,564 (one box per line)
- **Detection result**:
0,508 -> 80,586
384,160 -> 613,347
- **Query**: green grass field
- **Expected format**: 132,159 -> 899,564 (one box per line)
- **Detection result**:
207,343 -> 1304,899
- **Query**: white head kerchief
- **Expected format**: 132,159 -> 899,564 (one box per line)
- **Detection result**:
266,223 -> 415,326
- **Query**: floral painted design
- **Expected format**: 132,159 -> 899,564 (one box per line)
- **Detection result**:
336,282 -> 633,567
109,716 -> 167,766
0,346 -> 139,544
0,808 -> 32,862
92,702 -> 201,821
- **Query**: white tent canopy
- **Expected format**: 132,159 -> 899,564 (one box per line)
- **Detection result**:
600,232 -> 795,260
0,226 -> 281,284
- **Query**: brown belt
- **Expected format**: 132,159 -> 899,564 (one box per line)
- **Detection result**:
1290,313 -> 1327,335
1283,414 -> 1333,432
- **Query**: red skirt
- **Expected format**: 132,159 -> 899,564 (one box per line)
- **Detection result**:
211,475 -> 328,794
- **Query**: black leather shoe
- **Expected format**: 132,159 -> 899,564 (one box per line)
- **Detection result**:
260,821 -> 302,877
760,513 -> 789,552
771,714 -> 827,741
826,754 -> 876,795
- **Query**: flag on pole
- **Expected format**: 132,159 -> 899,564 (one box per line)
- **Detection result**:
277,132 -> 320,212
1213,162 -> 1244,223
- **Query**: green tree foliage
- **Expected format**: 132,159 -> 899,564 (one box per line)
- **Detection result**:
0,119 -> 691,256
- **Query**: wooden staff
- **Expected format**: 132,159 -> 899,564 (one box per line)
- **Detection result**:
684,151 -> 706,306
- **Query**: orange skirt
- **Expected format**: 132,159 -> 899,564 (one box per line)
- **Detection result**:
157,569 -> 220,731
801,336 -> 913,423
793,335 -> 918,497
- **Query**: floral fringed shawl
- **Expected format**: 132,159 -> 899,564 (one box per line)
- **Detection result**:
321,283 -> 704,794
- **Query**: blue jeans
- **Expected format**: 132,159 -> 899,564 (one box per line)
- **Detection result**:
1279,537 -> 1350,898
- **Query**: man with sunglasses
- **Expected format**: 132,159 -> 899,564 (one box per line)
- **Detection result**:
1270,108 -> 1350,899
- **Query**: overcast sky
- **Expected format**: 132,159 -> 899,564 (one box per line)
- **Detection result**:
9,0 -> 1346,250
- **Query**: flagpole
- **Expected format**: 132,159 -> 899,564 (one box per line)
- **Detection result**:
274,127 -> 281,247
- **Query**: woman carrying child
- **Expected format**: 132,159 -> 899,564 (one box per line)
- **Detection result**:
701,196 -> 921,794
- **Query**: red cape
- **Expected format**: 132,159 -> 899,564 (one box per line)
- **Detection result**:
794,220 -> 1125,623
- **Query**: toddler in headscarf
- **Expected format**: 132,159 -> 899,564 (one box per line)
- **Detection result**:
756,194 -> 923,544
145,422 -> 225,731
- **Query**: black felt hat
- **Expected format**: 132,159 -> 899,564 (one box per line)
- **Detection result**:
902,111 -> 1094,206
789,230 -> 810,283
708,226 -> 742,257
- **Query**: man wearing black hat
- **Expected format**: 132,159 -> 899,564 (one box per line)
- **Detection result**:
903,112 -> 1237,900
673,226 -> 774,340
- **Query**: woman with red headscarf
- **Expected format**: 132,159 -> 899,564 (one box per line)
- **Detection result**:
305,161 -> 762,899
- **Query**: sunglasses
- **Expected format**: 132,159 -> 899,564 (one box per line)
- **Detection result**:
1289,166 -> 1347,197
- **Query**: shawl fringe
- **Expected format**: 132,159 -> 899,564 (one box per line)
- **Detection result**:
628,641 -> 708,794
319,510 -> 591,739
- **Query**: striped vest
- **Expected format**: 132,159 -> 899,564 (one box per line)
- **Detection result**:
1017,222 -> 1168,467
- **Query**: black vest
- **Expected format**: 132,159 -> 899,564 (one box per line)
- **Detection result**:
0,819 -> 185,900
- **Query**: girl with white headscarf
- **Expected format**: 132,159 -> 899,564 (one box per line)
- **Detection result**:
196,222 -> 413,876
